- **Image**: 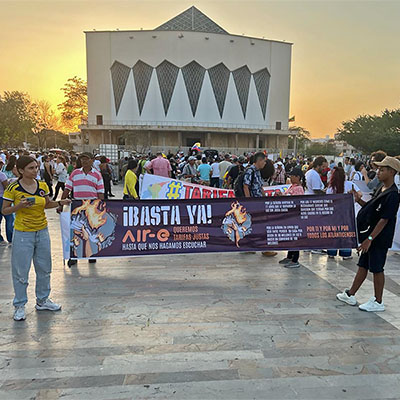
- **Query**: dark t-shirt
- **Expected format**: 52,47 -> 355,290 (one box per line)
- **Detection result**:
227,165 -> 242,182
362,184 -> 400,248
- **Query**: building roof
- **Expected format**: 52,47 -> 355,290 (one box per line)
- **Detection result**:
155,6 -> 228,34
84,6 -> 293,45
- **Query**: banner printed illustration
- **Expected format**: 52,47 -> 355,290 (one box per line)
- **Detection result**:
70,194 -> 358,259
70,199 -> 118,259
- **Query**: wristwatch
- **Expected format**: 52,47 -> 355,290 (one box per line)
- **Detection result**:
367,235 -> 373,241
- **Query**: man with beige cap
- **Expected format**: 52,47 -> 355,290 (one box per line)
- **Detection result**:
337,156 -> 400,312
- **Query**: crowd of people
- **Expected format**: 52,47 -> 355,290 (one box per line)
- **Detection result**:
0,146 -> 399,320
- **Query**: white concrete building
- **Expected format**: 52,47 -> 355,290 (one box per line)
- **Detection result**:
81,6 -> 293,153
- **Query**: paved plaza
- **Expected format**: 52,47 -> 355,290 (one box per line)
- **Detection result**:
1,187 -> 400,399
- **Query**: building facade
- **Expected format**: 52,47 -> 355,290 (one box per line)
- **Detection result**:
81,6 -> 293,154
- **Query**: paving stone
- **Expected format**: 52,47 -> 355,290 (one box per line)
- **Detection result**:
0,185 -> 400,398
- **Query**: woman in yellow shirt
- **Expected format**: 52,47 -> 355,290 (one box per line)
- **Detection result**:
123,159 -> 139,200
2,156 -> 71,321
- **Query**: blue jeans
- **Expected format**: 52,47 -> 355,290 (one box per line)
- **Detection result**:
11,228 -> 52,307
327,249 -> 352,257
0,197 -> 14,243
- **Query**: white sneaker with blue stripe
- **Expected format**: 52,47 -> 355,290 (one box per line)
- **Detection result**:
36,299 -> 62,311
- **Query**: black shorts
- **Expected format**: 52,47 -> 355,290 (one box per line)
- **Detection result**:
357,246 -> 388,273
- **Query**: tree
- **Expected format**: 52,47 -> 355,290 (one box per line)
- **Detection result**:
288,126 -> 311,152
336,108 -> 400,155
305,142 -> 338,157
0,91 -> 34,147
58,76 -> 88,132
29,100 -> 62,149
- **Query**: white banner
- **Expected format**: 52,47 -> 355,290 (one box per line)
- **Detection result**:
140,174 -> 293,200
60,210 -> 71,261
140,174 -> 235,200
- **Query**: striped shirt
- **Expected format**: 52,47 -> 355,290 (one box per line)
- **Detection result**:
65,168 -> 104,199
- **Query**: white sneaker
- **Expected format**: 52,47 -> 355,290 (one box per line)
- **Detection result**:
36,299 -> 61,311
336,289 -> 357,306
359,297 -> 385,312
13,306 -> 26,321
342,256 -> 353,260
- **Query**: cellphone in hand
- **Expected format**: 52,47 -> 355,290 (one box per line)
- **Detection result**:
26,197 -> 36,205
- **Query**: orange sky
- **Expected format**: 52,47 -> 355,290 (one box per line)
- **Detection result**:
1,0 -> 399,137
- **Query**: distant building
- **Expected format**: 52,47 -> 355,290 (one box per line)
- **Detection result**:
305,134 -> 356,156
334,140 -> 356,156
68,132 -> 83,151
81,6 -> 293,154
310,135 -> 331,144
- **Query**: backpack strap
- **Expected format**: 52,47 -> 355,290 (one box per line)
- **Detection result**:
371,184 -> 398,203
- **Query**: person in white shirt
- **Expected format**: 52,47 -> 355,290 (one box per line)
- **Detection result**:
348,158 -> 356,181
352,161 -> 365,182
93,155 -> 101,171
304,156 -> 328,254
210,157 -> 220,188
305,156 -> 328,195
37,154 -> 45,179
53,155 -> 68,200
344,157 -> 352,179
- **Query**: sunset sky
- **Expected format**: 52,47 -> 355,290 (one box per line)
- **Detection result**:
1,0 -> 399,137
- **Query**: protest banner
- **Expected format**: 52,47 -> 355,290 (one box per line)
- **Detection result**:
140,174 -> 234,199
140,174 -> 290,199
68,194 -> 357,259
263,184 -> 291,196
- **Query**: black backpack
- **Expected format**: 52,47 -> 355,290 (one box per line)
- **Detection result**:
234,167 -> 254,197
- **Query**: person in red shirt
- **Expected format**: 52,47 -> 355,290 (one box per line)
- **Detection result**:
320,165 -> 330,187
279,168 -> 305,268
146,152 -> 171,178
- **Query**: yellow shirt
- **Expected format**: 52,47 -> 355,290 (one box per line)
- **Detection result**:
3,180 -> 49,232
123,170 -> 138,199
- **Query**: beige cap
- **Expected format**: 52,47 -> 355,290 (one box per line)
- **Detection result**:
375,156 -> 400,173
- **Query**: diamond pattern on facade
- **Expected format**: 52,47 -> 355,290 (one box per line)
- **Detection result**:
155,6 -> 228,34
132,60 -> 154,115
207,63 -> 230,118
156,60 -> 180,115
253,68 -> 271,119
110,61 -> 131,115
181,61 -> 206,117
232,65 -> 251,118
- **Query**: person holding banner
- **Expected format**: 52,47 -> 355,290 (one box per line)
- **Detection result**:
1,156 -> 71,321
243,152 -> 277,257
58,152 -> 105,267
326,166 -> 361,260
337,156 -> 400,312
279,168 -> 305,268
182,156 -> 199,183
